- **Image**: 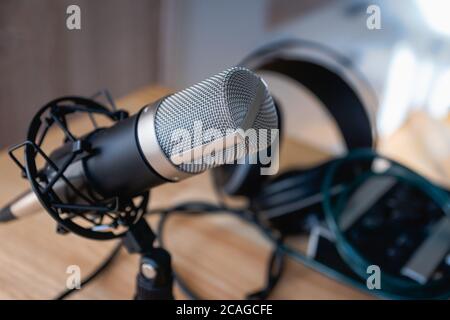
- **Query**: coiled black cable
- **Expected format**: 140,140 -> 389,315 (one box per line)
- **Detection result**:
152,201 -> 286,300
54,202 -> 286,300
54,241 -> 122,300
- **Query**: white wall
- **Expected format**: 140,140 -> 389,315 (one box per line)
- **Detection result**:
159,0 -> 450,151
159,0 -> 270,88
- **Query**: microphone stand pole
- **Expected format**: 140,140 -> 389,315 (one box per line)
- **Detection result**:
122,218 -> 174,300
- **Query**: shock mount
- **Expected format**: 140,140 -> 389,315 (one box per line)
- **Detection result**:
8,91 -> 173,299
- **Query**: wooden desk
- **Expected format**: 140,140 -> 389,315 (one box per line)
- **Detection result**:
0,86 -> 448,299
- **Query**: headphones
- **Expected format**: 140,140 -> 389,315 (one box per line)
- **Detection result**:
212,39 -> 378,234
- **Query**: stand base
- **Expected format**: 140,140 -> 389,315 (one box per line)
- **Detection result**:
123,219 -> 174,300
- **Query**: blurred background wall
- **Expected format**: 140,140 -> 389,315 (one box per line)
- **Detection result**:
159,0 -> 450,152
1,0 -> 449,150
0,0 -> 160,149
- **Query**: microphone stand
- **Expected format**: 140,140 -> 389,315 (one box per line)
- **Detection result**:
122,218 -> 174,300
5,90 -> 175,300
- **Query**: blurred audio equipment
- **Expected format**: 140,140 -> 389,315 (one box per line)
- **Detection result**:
213,39 -> 376,232
211,39 -> 449,299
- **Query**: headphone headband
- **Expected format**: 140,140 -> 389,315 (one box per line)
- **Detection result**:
255,58 -> 374,149
213,39 -> 377,196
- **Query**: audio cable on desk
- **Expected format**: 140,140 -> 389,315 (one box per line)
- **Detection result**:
53,200 -> 286,300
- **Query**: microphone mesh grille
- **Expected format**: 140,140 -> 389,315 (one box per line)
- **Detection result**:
154,67 -> 278,173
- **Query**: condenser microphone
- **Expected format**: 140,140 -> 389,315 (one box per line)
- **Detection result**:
85,67 -> 278,199
1,67 -> 278,228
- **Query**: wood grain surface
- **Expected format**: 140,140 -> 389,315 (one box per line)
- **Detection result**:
0,85 -> 448,300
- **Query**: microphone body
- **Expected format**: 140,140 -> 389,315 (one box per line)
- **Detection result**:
78,106 -> 167,199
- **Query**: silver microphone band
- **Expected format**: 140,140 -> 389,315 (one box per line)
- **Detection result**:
0,190 -> 41,222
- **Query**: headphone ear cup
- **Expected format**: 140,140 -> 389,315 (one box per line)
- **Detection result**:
212,159 -> 267,196
251,160 -> 335,235
212,99 -> 283,197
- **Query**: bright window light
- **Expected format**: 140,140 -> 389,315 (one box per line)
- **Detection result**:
378,45 -> 417,136
416,0 -> 450,36
428,68 -> 450,117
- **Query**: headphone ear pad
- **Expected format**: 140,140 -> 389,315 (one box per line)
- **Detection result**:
212,100 -> 283,197
251,160 -> 335,234
212,160 -> 266,196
